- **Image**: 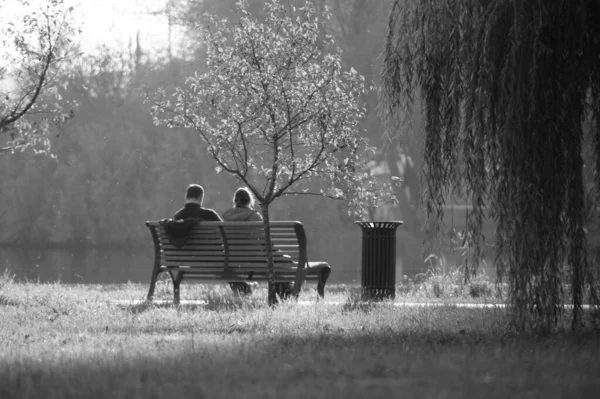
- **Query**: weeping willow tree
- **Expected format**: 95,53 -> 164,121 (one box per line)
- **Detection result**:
381,0 -> 600,331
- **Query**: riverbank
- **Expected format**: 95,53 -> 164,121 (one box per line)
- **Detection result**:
1,275 -> 599,398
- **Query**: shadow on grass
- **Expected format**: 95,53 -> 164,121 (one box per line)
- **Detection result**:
1,326 -> 599,399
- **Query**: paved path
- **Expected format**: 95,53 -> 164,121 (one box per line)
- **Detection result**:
109,300 -> 592,310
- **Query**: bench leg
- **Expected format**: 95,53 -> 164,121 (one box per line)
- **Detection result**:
146,265 -> 161,301
306,262 -> 331,298
267,282 -> 276,306
173,273 -> 183,305
318,265 -> 331,298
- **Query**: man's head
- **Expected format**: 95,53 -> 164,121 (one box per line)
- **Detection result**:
185,184 -> 204,204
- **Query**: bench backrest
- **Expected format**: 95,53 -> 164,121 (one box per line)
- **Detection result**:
145,221 -> 308,281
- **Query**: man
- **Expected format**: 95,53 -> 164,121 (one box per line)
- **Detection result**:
172,184 -> 256,294
174,184 -> 222,221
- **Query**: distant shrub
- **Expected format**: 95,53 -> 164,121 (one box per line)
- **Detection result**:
422,266 -> 464,298
469,280 -> 493,298
0,269 -> 14,291
398,258 -> 500,300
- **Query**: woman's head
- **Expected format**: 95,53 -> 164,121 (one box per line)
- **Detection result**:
233,187 -> 254,208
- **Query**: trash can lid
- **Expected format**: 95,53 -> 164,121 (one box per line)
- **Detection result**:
354,221 -> 404,229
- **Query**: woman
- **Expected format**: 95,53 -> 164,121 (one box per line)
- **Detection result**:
222,187 -> 263,222
223,187 -> 262,295
223,187 -> 330,300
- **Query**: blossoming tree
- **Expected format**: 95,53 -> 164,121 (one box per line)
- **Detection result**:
0,0 -> 77,155
149,0 -> 397,303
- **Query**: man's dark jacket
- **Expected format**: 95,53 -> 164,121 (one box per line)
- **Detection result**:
161,204 -> 222,248
173,203 -> 222,221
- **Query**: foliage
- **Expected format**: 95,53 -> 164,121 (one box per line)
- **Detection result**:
150,0 -> 396,216
149,0 -> 397,302
0,0 -> 78,155
382,0 -> 600,331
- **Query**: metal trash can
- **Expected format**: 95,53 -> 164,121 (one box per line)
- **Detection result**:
355,221 -> 403,300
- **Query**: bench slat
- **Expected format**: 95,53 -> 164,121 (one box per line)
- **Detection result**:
161,262 -> 227,267
163,265 -> 300,271
159,264 -> 319,276
162,250 -> 225,256
223,230 -> 294,235
161,248 -> 299,255
173,275 -> 318,281
160,244 -> 225,251
158,238 -> 224,244
222,237 -> 299,242
160,272 -> 308,279
156,230 -> 220,236
158,229 -> 221,239
161,251 -> 295,257
170,267 -> 305,274
179,274 -> 318,280
161,260 -> 230,265
160,261 -> 296,267
228,254 -> 295,259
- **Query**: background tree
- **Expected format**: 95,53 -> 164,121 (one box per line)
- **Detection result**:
0,0 -> 78,155
382,0 -> 600,331
0,6 -> 239,250
149,0 -> 397,304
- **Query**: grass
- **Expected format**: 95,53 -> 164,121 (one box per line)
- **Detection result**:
0,270 -> 599,398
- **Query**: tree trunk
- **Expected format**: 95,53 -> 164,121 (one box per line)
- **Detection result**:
260,202 -> 277,305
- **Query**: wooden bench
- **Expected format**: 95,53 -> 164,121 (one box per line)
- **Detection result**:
145,220 -> 330,304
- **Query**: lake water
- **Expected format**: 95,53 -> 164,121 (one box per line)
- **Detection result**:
0,246 -> 474,285
0,247 -> 154,284
0,246 -> 363,285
